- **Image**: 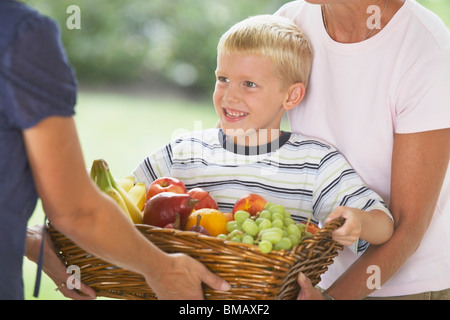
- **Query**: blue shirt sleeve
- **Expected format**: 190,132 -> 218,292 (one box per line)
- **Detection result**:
0,12 -> 77,129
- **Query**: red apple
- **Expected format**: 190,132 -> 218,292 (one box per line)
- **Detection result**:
143,192 -> 198,229
187,188 -> 218,210
146,177 -> 187,201
232,193 -> 267,216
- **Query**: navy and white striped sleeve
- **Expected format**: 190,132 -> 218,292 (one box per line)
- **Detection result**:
312,149 -> 392,254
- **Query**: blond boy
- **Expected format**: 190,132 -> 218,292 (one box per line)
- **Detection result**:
134,15 -> 394,250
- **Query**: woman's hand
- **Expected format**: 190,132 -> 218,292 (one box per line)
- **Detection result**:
296,272 -> 326,300
145,253 -> 231,300
26,224 -> 96,300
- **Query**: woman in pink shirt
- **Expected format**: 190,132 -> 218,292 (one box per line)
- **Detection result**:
277,0 -> 450,300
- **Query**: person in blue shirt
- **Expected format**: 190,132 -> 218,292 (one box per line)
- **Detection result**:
0,0 -> 229,300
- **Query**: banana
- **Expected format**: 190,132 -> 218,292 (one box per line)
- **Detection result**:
115,184 -> 143,224
105,187 -> 132,220
127,182 -> 146,211
91,159 -> 133,222
107,170 -> 143,224
117,176 -> 135,192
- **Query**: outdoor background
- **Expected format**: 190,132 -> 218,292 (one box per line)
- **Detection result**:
21,0 -> 450,300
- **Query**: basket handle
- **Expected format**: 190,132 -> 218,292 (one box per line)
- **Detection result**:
275,217 -> 345,300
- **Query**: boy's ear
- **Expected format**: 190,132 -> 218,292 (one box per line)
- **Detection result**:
283,83 -> 305,111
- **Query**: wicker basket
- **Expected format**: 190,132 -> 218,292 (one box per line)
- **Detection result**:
46,217 -> 344,300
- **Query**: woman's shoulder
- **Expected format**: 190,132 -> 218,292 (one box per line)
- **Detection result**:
0,1 -> 64,67
402,0 -> 450,48
0,1 -> 38,22
276,0 -> 308,12
0,1 -> 57,40
275,0 -> 313,19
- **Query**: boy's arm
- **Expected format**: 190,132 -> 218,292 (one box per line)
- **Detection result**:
313,149 -> 393,250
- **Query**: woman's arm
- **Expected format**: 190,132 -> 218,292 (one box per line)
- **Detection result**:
23,116 -> 229,299
324,128 -> 450,299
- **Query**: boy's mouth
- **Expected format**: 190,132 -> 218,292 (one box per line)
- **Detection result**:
223,108 -> 249,120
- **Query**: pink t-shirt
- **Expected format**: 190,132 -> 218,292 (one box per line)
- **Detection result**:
277,0 -> 450,296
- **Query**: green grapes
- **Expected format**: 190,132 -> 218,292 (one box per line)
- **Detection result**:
234,210 -> 250,223
217,202 -> 315,254
271,219 -> 284,229
287,224 -> 301,238
274,237 -> 292,251
242,219 -> 259,236
258,240 -> 273,254
226,220 -> 240,233
259,210 -> 272,220
217,234 -> 228,240
261,230 -> 282,244
271,212 -> 284,221
288,234 -> 300,246
242,235 -> 255,245
257,218 -> 272,231
268,204 -> 284,215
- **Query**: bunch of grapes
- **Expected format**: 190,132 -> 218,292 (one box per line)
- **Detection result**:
217,202 -> 314,254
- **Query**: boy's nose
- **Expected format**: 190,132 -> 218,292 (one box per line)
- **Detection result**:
224,84 -> 240,104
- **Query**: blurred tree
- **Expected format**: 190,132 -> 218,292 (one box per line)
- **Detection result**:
23,0 -> 285,95
23,0 -> 449,96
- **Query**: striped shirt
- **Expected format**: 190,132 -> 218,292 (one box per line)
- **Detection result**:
134,128 -> 392,253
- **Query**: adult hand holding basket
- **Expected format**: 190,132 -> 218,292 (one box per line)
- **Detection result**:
46,217 -> 344,300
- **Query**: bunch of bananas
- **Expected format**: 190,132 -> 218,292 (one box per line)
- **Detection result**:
90,159 -> 146,224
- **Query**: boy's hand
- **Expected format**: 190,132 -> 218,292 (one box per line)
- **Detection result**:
325,206 -> 361,246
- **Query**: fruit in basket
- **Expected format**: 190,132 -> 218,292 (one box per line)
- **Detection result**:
187,214 -> 210,236
90,159 -> 143,224
164,213 -> 181,229
220,201 -> 317,254
187,188 -> 218,210
91,160 -> 130,219
127,182 -> 146,211
117,176 -> 135,192
258,240 -> 273,254
146,177 -> 187,201
232,193 -> 267,216
106,171 -> 143,224
223,212 -> 234,222
184,208 -> 229,237
143,192 -> 198,229
305,222 -> 320,235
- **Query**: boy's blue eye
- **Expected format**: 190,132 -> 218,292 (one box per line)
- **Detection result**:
244,81 -> 256,88
218,76 -> 229,83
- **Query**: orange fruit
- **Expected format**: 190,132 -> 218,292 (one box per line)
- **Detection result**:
223,212 -> 234,222
185,208 -> 229,237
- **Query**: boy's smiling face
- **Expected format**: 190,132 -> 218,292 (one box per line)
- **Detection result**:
214,53 -> 293,146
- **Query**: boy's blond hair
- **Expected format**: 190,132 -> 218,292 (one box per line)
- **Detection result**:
217,15 -> 313,90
